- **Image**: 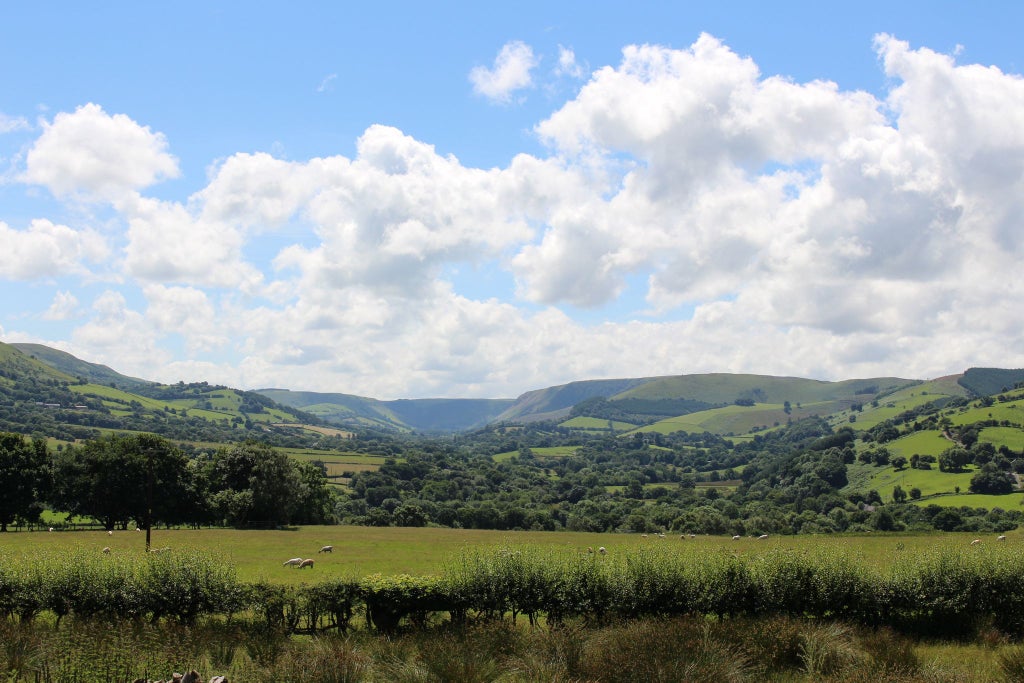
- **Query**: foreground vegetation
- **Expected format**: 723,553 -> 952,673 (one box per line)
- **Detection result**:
5,542 -> 1024,681
4,613 -> 1021,682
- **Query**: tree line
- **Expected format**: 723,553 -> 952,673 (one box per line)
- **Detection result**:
0,433 -> 334,531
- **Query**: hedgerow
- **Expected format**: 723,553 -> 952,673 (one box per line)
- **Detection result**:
4,544 -> 1024,639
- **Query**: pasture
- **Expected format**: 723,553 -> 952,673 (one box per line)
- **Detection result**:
1,525 -> 1017,584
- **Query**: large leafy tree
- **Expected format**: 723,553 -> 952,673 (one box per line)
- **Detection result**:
52,433 -> 193,530
204,440 -> 330,527
0,432 -> 52,532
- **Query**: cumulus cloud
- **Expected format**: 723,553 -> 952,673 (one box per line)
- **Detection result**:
8,33 -> 1024,397
69,290 -> 171,373
555,45 -> 585,79
469,40 -> 539,103
42,291 -> 80,320
22,103 -> 179,201
0,219 -> 108,280
120,195 -> 263,290
143,284 -> 228,352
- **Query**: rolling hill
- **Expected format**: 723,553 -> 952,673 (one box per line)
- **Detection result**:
0,341 -> 324,445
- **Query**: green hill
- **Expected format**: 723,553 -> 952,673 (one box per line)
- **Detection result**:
257,389 -> 514,433
957,367 -> 1024,397
0,341 -> 325,445
11,342 -> 151,390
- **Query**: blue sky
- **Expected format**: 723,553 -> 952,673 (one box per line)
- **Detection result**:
2,2 -> 1023,398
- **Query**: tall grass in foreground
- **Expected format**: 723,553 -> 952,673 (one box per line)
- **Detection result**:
0,614 -> 1008,682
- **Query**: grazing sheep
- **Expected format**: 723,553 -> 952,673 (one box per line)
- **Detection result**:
210,677 -> 228,683
758,534 -> 769,540
641,534 -> 648,538
971,539 -> 981,546
102,546 -> 110,554
998,535 -> 1007,541
108,530 -> 113,536
657,533 -> 666,538
181,671 -> 201,683
732,535 -> 741,540
318,545 -> 333,553
688,533 -> 696,539
48,527 -> 53,532
598,546 -> 607,555
283,557 -> 303,566
587,546 -> 594,554
680,534 -> 686,540
298,558 -> 314,569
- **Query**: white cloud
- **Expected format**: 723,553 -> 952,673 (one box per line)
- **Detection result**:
42,291 -> 79,320
143,284 -> 228,353
69,290 -> 171,373
0,112 -> 30,134
22,103 -> 179,201
120,195 -> 264,290
10,34 -> 1024,397
469,40 -> 539,103
0,219 -> 108,280
316,73 -> 337,93
555,45 -> 585,79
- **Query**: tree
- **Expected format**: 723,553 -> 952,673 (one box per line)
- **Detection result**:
0,433 -> 51,532
892,485 -> 907,503
891,456 -> 908,471
969,463 -> 1015,495
205,440 -> 309,527
938,447 -> 971,473
52,433 -> 191,531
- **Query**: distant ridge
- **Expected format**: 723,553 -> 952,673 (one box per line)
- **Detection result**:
11,343 -> 152,390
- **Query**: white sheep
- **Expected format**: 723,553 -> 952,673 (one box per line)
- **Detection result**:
210,676 -> 228,683
283,557 -> 303,566
598,546 -> 607,555
997,535 -> 1007,541
48,527 -> 53,532
758,534 -> 769,540
586,546 -> 594,553
318,545 -> 333,553
688,533 -> 696,539
971,539 -> 981,546
298,558 -> 314,569
102,546 -> 110,554
108,530 -> 113,536
732,535 -> 741,540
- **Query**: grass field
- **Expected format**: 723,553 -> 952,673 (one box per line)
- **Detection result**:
560,416 -> 638,431
885,430 -> 954,458
1,526 -> 1017,585
493,445 -> 580,461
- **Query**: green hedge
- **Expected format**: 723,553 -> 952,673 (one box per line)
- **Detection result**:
4,545 -> 1024,637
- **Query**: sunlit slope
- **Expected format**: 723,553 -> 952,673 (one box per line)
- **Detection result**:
830,376 -> 970,430
630,400 -> 847,436
11,342 -> 151,390
612,373 -> 916,405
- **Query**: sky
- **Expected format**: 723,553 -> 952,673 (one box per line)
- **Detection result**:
2,2 -> 1024,400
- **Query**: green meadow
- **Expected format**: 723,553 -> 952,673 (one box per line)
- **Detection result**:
493,445 -> 580,461
2,525 -> 1018,584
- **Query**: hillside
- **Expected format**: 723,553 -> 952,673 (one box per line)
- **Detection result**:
257,389 -> 514,432
0,341 -> 326,445
11,342 -> 152,391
